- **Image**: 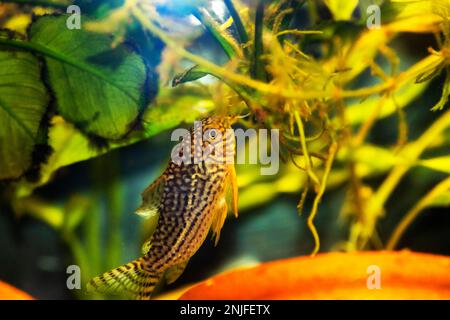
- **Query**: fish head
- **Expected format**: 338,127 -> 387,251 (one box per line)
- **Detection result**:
192,116 -> 236,165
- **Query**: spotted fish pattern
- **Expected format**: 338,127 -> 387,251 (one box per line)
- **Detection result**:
87,116 -> 238,299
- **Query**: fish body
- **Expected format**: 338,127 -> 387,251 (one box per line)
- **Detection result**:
88,116 -> 238,299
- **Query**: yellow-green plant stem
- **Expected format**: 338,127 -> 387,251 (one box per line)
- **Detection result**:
386,176 -> 450,250
131,5 -> 437,101
275,30 -> 322,37
362,108 -> 450,249
273,8 -> 293,35
103,155 -> 123,270
308,141 -> 338,256
294,110 -> 320,186
354,94 -> 388,146
132,6 -> 294,97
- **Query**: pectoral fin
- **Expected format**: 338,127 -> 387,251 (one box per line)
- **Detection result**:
210,165 -> 239,246
210,197 -> 228,246
135,175 -> 166,218
165,260 -> 189,285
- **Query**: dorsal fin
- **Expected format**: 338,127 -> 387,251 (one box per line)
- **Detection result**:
135,175 -> 166,218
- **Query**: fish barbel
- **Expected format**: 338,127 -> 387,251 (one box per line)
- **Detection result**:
87,116 -> 238,299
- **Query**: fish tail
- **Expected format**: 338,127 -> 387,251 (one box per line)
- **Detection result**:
87,257 -> 161,300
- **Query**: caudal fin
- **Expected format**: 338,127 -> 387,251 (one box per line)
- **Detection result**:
87,257 -> 160,300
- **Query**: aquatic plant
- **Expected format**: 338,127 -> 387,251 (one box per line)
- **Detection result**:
0,0 -> 449,298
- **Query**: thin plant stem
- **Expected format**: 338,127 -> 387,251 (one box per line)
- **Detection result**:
294,110 -> 320,186
363,108 -> 450,248
131,5 -> 437,101
275,29 -> 322,37
354,94 -> 388,145
386,176 -> 450,250
308,141 -> 338,256
251,1 -> 266,80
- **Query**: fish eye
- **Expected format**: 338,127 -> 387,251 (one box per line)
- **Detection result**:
208,129 -> 218,141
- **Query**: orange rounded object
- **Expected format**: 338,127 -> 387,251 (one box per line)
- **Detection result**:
180,251 -> 450,300
0,281 -> 33,300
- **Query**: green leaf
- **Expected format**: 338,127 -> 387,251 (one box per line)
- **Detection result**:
142,87 -> 215,136
0,51 -> 49,180
29,15 -> 148,139
172,65 -> 210,86
14,116 -> 106,196
324,0 -> 359,21
418,156 -> 450,174
15,87 -> 213,196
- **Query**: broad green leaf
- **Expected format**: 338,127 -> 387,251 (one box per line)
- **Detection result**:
15,87 -> 213,196
16,115 -> 145,196
14,116 -> 107,197
0,51 -> 49,180
29,15 -> 148,139
324,0 -> 359,20
142,86 -> 214,136
418,156 -> 450,174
